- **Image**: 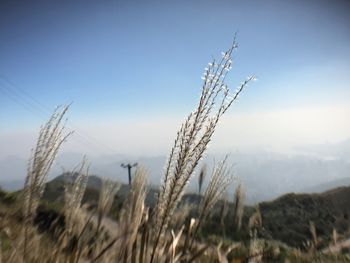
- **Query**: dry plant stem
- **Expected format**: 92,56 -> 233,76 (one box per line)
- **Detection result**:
64,157 -> 90,235
151,39 -> 254,263
23,105 -> 72,260
310,221 -> 318,250
189,157 -> 233,250
332,228 -> 338,246
92,231 -> 133,262
0,229 -> 24,263
220,194 -> 228,238
117,167 -> 147,262
187,244 -> 209,263
249,206 -> 262,239
96,179 -> 120,234
139,210 -> 150,263
61,158 -> 92,263
233,182 -> 245,231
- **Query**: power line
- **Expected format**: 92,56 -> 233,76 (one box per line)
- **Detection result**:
0,77 -> 124,176
0,76 -> 119,155
0,83 -> 48,120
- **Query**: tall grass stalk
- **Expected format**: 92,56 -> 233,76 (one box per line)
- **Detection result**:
96,179 -> 120,233
151,39 -> 254,263
23,105 -> 72,260
64,157 -> 89,235
117,167 -> 147,262
233,182 -> 245,231
189,157 -> 233,250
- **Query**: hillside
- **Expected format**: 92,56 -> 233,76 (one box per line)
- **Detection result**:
47,174 -> 350,249
259,186 -> 350,248
302,177 -> 350,193
194,185 -> 350,249
3,174 -> 350,250
43,173 -> 159,213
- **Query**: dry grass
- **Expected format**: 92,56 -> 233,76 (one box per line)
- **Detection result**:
64,157 -> 89,235
151,39 -> 254,262
23,105 -> 72,261
188,157 -> 234,250
96,179 -> 120,233
9,42 -> 337,263
232,182 -> 245,231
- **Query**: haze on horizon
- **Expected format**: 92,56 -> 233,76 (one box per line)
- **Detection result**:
1,0 -> 350,164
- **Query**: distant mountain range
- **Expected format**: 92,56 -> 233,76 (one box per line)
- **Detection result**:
1,144 -> 349,204
296,138 -> 350,161
302,177 -> 350,194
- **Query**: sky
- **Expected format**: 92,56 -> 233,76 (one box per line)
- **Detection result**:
0,0 -> 350,159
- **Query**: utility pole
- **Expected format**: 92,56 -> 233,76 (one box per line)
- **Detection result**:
121,162 -> 138,185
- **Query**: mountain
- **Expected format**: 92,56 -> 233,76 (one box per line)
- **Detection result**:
1,151 -> 350,204
43,173 -> 159,210
0,179 -> 24,191
295,138 -> 350,161
259,186 -> 350,248
46,174 -> 350,248
3,173 -> 350,250
302,177 -> 350,193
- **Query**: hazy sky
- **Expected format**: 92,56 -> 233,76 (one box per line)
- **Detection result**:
0,0 -> 349,159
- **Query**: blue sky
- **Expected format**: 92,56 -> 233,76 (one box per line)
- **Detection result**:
0,0 -> 349,157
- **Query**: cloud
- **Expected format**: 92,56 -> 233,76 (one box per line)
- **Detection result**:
0,105 -> 349,159
214,104 -> 350,153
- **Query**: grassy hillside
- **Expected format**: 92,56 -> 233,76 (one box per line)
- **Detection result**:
3,175 -> 350,262
260,186 -> 350,248
43,173 -> 159,212
4,172 -> 350,250
36,174 -> 350,250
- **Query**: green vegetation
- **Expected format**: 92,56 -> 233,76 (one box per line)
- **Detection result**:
260,187 -> 350,248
